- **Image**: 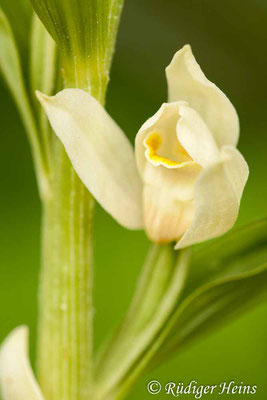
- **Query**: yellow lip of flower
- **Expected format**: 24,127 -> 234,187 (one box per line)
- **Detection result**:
144,131 -> 193,168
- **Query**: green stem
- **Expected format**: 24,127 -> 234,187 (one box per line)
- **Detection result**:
37,141 -> 95,400
36,47 -> 107,400
35,2 -> 124,398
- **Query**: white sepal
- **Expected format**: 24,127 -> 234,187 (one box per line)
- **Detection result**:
166,44 -> 239,148
175,146 -> 249,249
37,89 -> 143,229
0,326 -> 45,400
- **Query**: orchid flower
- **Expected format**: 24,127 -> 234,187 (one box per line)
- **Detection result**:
37,45 -> 248,248
0,327 -> 45,400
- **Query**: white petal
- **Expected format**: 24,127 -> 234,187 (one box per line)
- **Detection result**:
166,45 -> 239,148
175,146 -> 249,249
0,326 -> 45,400
177,104 -> 220,167
37,89 -> 143,229
143,162 -> 201,243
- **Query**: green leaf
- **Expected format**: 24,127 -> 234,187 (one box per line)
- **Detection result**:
144,218 -> 267,369
30,14 -> 58,96
184,217 -> 267,297
0,7 -> 32,121
0,7 -> 48,196
146,218 -> 267,369
148,264 -> 267,369
29,0 -> 124,100
109,265 -> 267,400
95,219 -> 267,400
0,0 -> 32,57
30,14 -> 59,170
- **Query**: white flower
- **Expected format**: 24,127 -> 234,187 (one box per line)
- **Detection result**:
0,327 -> 45,400
37,45 -> 248,248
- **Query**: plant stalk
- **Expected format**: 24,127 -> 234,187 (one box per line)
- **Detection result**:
36,2 -> 124,398
37,140 -> 95,400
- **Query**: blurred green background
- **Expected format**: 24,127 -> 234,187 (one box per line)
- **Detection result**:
0,0 -> 267,398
